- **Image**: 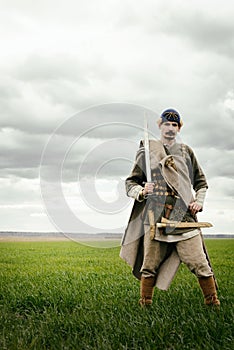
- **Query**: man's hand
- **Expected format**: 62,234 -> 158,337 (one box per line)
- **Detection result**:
189,201 -> 202,216
142,182 -> 154,196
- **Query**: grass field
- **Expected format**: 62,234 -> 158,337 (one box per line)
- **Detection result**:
0,239 -> 233,350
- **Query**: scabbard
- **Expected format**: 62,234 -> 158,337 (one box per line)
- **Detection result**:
157,217 -> 212,229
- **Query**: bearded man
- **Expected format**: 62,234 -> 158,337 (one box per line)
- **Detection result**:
120,108 -> 220,307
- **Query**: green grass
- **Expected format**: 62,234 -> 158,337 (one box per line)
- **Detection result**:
0,239 -> 233,350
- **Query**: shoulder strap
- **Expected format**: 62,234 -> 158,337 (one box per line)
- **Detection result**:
181,143 -> 187,159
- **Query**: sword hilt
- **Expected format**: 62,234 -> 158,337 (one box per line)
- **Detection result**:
142,181 -> 154,198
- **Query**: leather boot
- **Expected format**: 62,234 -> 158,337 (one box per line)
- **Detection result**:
139,276 -> 155,306
198,276 -> 220,307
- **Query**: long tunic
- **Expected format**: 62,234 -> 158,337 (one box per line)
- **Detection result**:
120,139 -> 209,289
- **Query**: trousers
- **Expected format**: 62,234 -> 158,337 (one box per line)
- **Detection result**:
140,227 -> 213,279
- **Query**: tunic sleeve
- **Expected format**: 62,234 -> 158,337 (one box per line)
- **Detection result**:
186,145 -> 208,192
125,144 -> 147,200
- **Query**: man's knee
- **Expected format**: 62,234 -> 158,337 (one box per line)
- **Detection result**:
187,261 -> 213,277
176,235 -> 212,277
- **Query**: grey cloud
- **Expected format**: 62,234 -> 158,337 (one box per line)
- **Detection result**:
0,108 -> 151,181
0,0 -> 111,27
0,77 -> 73,134
0,168 -> 38,180
223,182 -> 234,198
0,178 -> 40,206
205,151 -> 234,179
2,56 -> 160,135
122,1 -> 234,59
36,103 -> 159,139
0,79 -> 21,99
14,54 -> 113,85
208,176 -> 234,198
113,1 -> 234,56
160,11 -> 234,58
182,106 -> 234,151
41,134 -> 141,183
0,129 -> 48,178
188,147 -> 234,181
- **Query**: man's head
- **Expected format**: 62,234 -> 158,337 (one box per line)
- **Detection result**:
157,108 -> 183,142
158,108 -> 183,128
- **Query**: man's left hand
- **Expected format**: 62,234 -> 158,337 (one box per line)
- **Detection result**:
189,202 -> 202,216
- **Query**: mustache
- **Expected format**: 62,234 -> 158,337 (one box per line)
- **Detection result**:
165,131 -> 176,136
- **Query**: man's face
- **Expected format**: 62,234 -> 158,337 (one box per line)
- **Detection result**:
160,121 -> 180,140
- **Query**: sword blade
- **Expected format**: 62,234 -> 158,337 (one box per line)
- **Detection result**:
144,113 -> 152,182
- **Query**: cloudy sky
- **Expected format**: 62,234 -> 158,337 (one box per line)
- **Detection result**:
0,0 -> 234,235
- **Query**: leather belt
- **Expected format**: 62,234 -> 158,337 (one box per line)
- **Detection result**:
153,191 -> 176,196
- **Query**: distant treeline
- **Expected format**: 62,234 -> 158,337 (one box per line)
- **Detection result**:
0,232 -> 233,239
203,234 -> 234,239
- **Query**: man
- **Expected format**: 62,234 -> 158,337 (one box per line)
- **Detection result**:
120,108 -> 220,307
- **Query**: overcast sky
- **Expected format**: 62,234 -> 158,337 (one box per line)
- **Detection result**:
0,0 -> 234,235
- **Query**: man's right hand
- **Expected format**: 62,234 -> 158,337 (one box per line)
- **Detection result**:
142,182 -> 154,196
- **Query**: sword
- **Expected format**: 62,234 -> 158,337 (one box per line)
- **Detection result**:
144,113 -> 156,239
157,217 -> 213,229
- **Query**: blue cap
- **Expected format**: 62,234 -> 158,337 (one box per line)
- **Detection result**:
160,108 -> 181,126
